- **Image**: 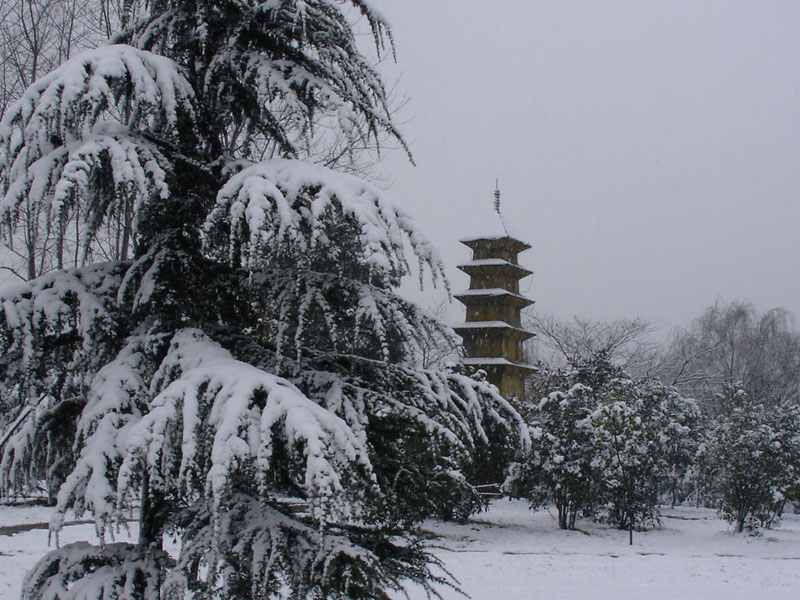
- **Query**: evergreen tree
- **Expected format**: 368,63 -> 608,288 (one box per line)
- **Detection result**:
657,384 -> 702,507
0,2 -> 527,598
507,354 -> 698,539
589,377 -> 671,540
504,368 -> 602,530
698,387 -> 800,533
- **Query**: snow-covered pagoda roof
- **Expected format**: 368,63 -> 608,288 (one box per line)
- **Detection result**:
454,288 -> 534,306
460,235 -> 531,254
457,258 -> 532,279
461,357 -> 537,375
459,198 -> 530,253
452,320 -> 534,341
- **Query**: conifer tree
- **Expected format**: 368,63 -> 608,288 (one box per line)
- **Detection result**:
0,2 -> 527,598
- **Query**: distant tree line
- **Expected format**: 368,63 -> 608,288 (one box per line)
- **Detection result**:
509,301 -> 800,538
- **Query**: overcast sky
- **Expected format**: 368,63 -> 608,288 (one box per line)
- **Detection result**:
372,0 -> 800,332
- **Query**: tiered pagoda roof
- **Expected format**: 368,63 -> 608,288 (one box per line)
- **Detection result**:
454,201 -> 536,399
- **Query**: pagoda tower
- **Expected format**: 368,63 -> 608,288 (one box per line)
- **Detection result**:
453,189 -> 535,399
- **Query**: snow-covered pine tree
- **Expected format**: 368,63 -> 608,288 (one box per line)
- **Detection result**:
0,2 -> 528,598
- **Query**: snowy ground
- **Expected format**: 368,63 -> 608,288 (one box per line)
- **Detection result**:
1,499 -> 799,599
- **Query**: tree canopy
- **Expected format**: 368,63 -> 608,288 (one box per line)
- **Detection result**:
0,2 -> 528,598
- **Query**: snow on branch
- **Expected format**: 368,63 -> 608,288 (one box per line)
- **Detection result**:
0,262 -> 124,385
51,328 -> 377,537
0,45 -> 191,258
115,329 -> 375,525
0,45 -> 193,148
0,262 -> 127,497
206,158 -> 445,285
50,334 -> 162,536
252,268 -> 454,364
165,493 -> 450,600
0,395 -> 55,495
299,358 -> 530,461
119,0 -> 405,158
21,541 -> 173,600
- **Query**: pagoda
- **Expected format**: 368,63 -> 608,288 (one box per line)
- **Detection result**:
453,188 -> 535,399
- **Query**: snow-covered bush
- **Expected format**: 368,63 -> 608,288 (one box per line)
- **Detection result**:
657,385 -> 703,507
698,387 -> 800,533
0,2 -> 528,598
508,355 -> 699,537
588,377 -> 671,535
505,369 -> 602,530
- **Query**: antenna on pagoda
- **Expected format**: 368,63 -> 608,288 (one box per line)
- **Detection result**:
493,178 -> 509,235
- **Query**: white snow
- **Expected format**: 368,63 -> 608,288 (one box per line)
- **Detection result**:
455,288 -> 530,300
2,499 -> 799,599
462,357 -> 534,367
401,499 -> 800,600
459,258 -> 515,267
453,321 -> 531,333
206,158 -> 446,287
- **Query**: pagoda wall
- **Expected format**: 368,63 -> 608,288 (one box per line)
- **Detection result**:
468,241 -> 524,263
461,332 -> 527,363
500,371 -> 526,401
465,302 -> 524,327
468,271 -> 520,293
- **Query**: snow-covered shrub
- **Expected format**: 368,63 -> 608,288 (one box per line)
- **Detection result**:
21,542 -> 173,600
698,387 -> 800,533
589,377 -> 672,534
657,385 -> 703,506
505,369 -> 602,530
508,355 -> 699,536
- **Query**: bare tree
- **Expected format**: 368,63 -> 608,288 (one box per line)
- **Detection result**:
0,0 -> 109,118
524,312 -> 661,376
661,301 -> 800,414
415,300 -> 462,370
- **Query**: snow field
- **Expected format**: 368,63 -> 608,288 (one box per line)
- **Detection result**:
1,499 -> 799,599
404,499 -> 800,600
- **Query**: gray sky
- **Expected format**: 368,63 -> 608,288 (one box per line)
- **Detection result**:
373,0 -> 800,331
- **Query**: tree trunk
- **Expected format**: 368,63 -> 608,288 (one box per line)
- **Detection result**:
557,501 -> 568,530
138,471 -> 166,548
735,509 -> 746,533
629,517 -> 633,545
